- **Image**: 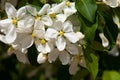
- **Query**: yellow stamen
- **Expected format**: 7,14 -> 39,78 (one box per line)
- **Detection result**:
12,19 -> 17,25
40,39 -> 46,45
77,55 -> 81,60
35,15 -> 41,20
31,33 -> 35,37
49,13 -> 56,18
96,2 -> 104,4
59,30 -> 64,36
8,46 -> 14,55
66,1 -> 71,6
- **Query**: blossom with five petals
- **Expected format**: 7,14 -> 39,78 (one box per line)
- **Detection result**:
26,4 -> 52,27
46,20 -> 81,51
0,2 -> 27,44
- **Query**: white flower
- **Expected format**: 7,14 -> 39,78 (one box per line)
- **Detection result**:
0,2 -> 27,44
48,48 -> 70,65
103,0 -> 120,8
12,33 -> 34,53
35,29 -> 54,54
69,55 -> 86,75
48,1 -> 66,22
46,20 -> 80,51
64,0 -> 77,17
26,4 -> 52,27
48,1 -> 76,22
37,53 -> 47,64
48,42 -> 79,65
99,33 -> 109,47
69,46 -> 86,75
12,20 -> 45,53
7,46 -> 29,64
113,15 -> 120,29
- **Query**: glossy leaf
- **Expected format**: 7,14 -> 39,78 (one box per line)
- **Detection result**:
102,71 -> 120,80
79,15 -> 98,42
90,41 -> 104,51
84,48 -> 98,80
76,0 -> 97,23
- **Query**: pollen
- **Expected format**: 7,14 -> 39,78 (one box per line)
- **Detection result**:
49,13 -> 56,18
31,33 -> 35,37
59,30 -> 64,36
66,1 -> 71,6
40,39 -> 46,45
35,15 -> 41,20
8,46 -> 14,55
77,55 -> 82,61
12,19 -> 17,25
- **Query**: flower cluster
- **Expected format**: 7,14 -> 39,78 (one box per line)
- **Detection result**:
0,1 -> 85,74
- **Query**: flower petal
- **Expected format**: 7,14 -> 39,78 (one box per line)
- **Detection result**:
5,2 -> 16,19
64,3 -> 76,16
49,1 -> 66,13
56,36 -> 66,51
17,6 -> 26,20
69,57 -> 79,75
45,41 -> 54,53
5,25 -> 17,44
75,32 -> 85,40
35,39 -> 43,52
15,50 -> 30,64
103,0 -> 118,8
45,28 -> 58,40
38,4 -> 50,15
64,32 -> 79,43
37,53 -> 47,64
34,20 -> 45,30
34,29 -> 45,39
13,33 -> 34,49
0,19 -> 11,29
56,14 -> 67,22
53,20 -> 63,31
59,51 -> 70,65
63,21 -> 73,32
26,5 -> 37,16
17,15 -> 34,33
42,15 -> 53,26
113,15 -> 120,29
99,33 -> 109,47
66,43 -> 79,55
48,49 -> 59,63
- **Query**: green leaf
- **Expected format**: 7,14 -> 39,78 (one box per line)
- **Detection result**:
79,16 -> 98,41
102,71 -> 120,80
71,68 -> 89,80
84,50 -> 98,80
52,0 -> 61,3
90,41 -> 104,51
76,0 -> 97,23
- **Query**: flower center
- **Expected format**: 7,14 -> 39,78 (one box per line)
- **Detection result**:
59,30 -> 64,36
49,13 -> 56,18
31,33 -> 35,38
12,18 -> 17,25
76,55 -> 82,61
35,15 -> 41,20
40,39 -> 46,45
66,1 -> 71,6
